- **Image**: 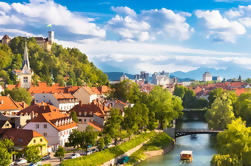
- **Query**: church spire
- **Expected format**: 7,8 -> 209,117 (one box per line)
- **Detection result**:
22,41 -> 31,72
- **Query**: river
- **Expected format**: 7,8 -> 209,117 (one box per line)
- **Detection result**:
138,121 -> 217,166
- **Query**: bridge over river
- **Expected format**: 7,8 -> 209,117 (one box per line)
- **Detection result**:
175,128 -> 222,138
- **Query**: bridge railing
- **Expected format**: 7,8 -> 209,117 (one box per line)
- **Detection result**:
175,128 -> 222,132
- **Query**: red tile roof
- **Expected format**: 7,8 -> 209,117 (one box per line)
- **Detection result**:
52,93 -> 75,99
2,35 -> 10,40
0,96 -> 21,111
23,103 -> 77,131
0,128 -> 47,146
87,122 -> 102,131
18,102 -> 59,116
69,99 -> 110,117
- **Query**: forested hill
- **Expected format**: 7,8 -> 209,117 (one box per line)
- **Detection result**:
0,37 -> 108,86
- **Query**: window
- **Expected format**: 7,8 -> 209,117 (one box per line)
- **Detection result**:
18,138 -> 23,143
84,119 -> 86,122
33,139 -> 36,143
36,124 -> 39,129
44,124 -> 47,128
40,138 -> 43,142
23,76 -> 28,83
43,133 -> 47,137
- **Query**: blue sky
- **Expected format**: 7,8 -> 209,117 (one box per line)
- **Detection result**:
1,0 -> 251,77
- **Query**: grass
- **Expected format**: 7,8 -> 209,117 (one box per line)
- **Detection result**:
125,132 -> 174,165
60,132 -> 155,166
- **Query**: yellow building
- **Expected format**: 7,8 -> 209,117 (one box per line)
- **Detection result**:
0,128 -> 48,156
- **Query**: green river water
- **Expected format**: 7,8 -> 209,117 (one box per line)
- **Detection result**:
138,121 -> 217,166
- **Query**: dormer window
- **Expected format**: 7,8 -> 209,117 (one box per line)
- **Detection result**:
70,118 -> 72,123
59,120 -> 61,126
84,112 -> 87,116
79,112 -> 81,116
18,138 -> 23,143
62,120 -> 65,125
56,121 -> 58,126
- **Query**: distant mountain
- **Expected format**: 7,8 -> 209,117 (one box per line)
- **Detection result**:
105,72 -> 134,81
171,66 -> 251,81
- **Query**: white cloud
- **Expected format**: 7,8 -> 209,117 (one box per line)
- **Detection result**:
0,0 -> 105,38
56,38 -> 251,73
195,10 -> 246,43
0,28 -> 36,37
107,7 -> 193,41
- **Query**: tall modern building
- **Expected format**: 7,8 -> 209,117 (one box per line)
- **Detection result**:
15,42 -> 33,88
203,72 -> 212,82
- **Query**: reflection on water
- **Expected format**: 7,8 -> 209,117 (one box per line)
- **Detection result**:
138,121 -> 217,166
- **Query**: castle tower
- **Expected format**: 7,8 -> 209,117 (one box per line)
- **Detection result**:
1,35 -> 11,45
48,31 -> 54,44
16,42 -> 33,89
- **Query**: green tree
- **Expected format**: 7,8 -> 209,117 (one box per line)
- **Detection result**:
0,139 -> 14,153
55,146 -> 66,161
205,97 -> 235,130
24,145 -> 41,163
245,78 -> 251,83
104,134 -> 112,146
0,139 -> 13,166
104,108 -> 123,145
234,93 -> 251,125
97,137 -> 105,151
213,118 -> 251,166
70,111 -> 79,123
0,148 -> 12,166
68,130 -> 81,148
148,86 -> 183,129
208,88 -> 224,106
173,85 -> 186,99
211,154 -> 241,166
5,87 -> 32,105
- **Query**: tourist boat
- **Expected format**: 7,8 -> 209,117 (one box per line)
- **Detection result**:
191,134 -> 197,139
180,151 -> 192,161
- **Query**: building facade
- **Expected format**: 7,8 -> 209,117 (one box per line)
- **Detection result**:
203,72 -> 212,82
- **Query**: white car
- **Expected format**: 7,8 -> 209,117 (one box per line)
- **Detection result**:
14,158 -> 27,165
69,153 -> 81,159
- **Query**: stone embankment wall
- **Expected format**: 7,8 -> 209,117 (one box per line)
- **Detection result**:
102,140 -> 149,166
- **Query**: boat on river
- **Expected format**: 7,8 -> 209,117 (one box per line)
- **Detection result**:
180,151 -> 192,161
191,134 -> 197,139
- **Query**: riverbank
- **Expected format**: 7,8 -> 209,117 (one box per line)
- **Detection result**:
125,132 -> 174,165
60,132 -> 155,166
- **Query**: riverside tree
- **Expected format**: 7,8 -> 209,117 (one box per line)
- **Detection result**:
103,108 -> 123,145
234,93 -> 251,125
211,118 -> 251,166
148,86 -> 183,129
55,146 -> 66,161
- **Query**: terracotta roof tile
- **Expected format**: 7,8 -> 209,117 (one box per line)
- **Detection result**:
0,96 -> 21,111
52,93 -> 75,99
88,122 -> 102,131
0,128 -> 47,146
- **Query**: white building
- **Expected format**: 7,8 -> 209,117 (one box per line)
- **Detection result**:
34,93 -> 79,112
203,72 -> 212,82
152,71 -> 172,86
120,73 -> 129,82
23,104 -> 77,152
72,86 -> 98,104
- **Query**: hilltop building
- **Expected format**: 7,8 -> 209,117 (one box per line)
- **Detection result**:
34,31 -> 54,51
135,71 -> 150,83
120,73 -> 129,82
0,35 -> 11,45
14,42 -> 33,89
203,72 -> 212,82
212,76 -> 222,82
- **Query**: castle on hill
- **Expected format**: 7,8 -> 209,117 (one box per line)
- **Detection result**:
0,31 -> 54,51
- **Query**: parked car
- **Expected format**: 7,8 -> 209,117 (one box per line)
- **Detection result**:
28,161 -> 42,166
69,153 -> 81,159
91,148 -> 97,153
42,154 -> 51,160
82,150 -> 92,155
117,156 -> 129,164
14,158 -> 27,165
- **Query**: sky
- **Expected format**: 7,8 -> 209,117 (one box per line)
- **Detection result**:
1,0 -> 251,76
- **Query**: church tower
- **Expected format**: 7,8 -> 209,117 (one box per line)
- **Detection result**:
16,42 -> 33,89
